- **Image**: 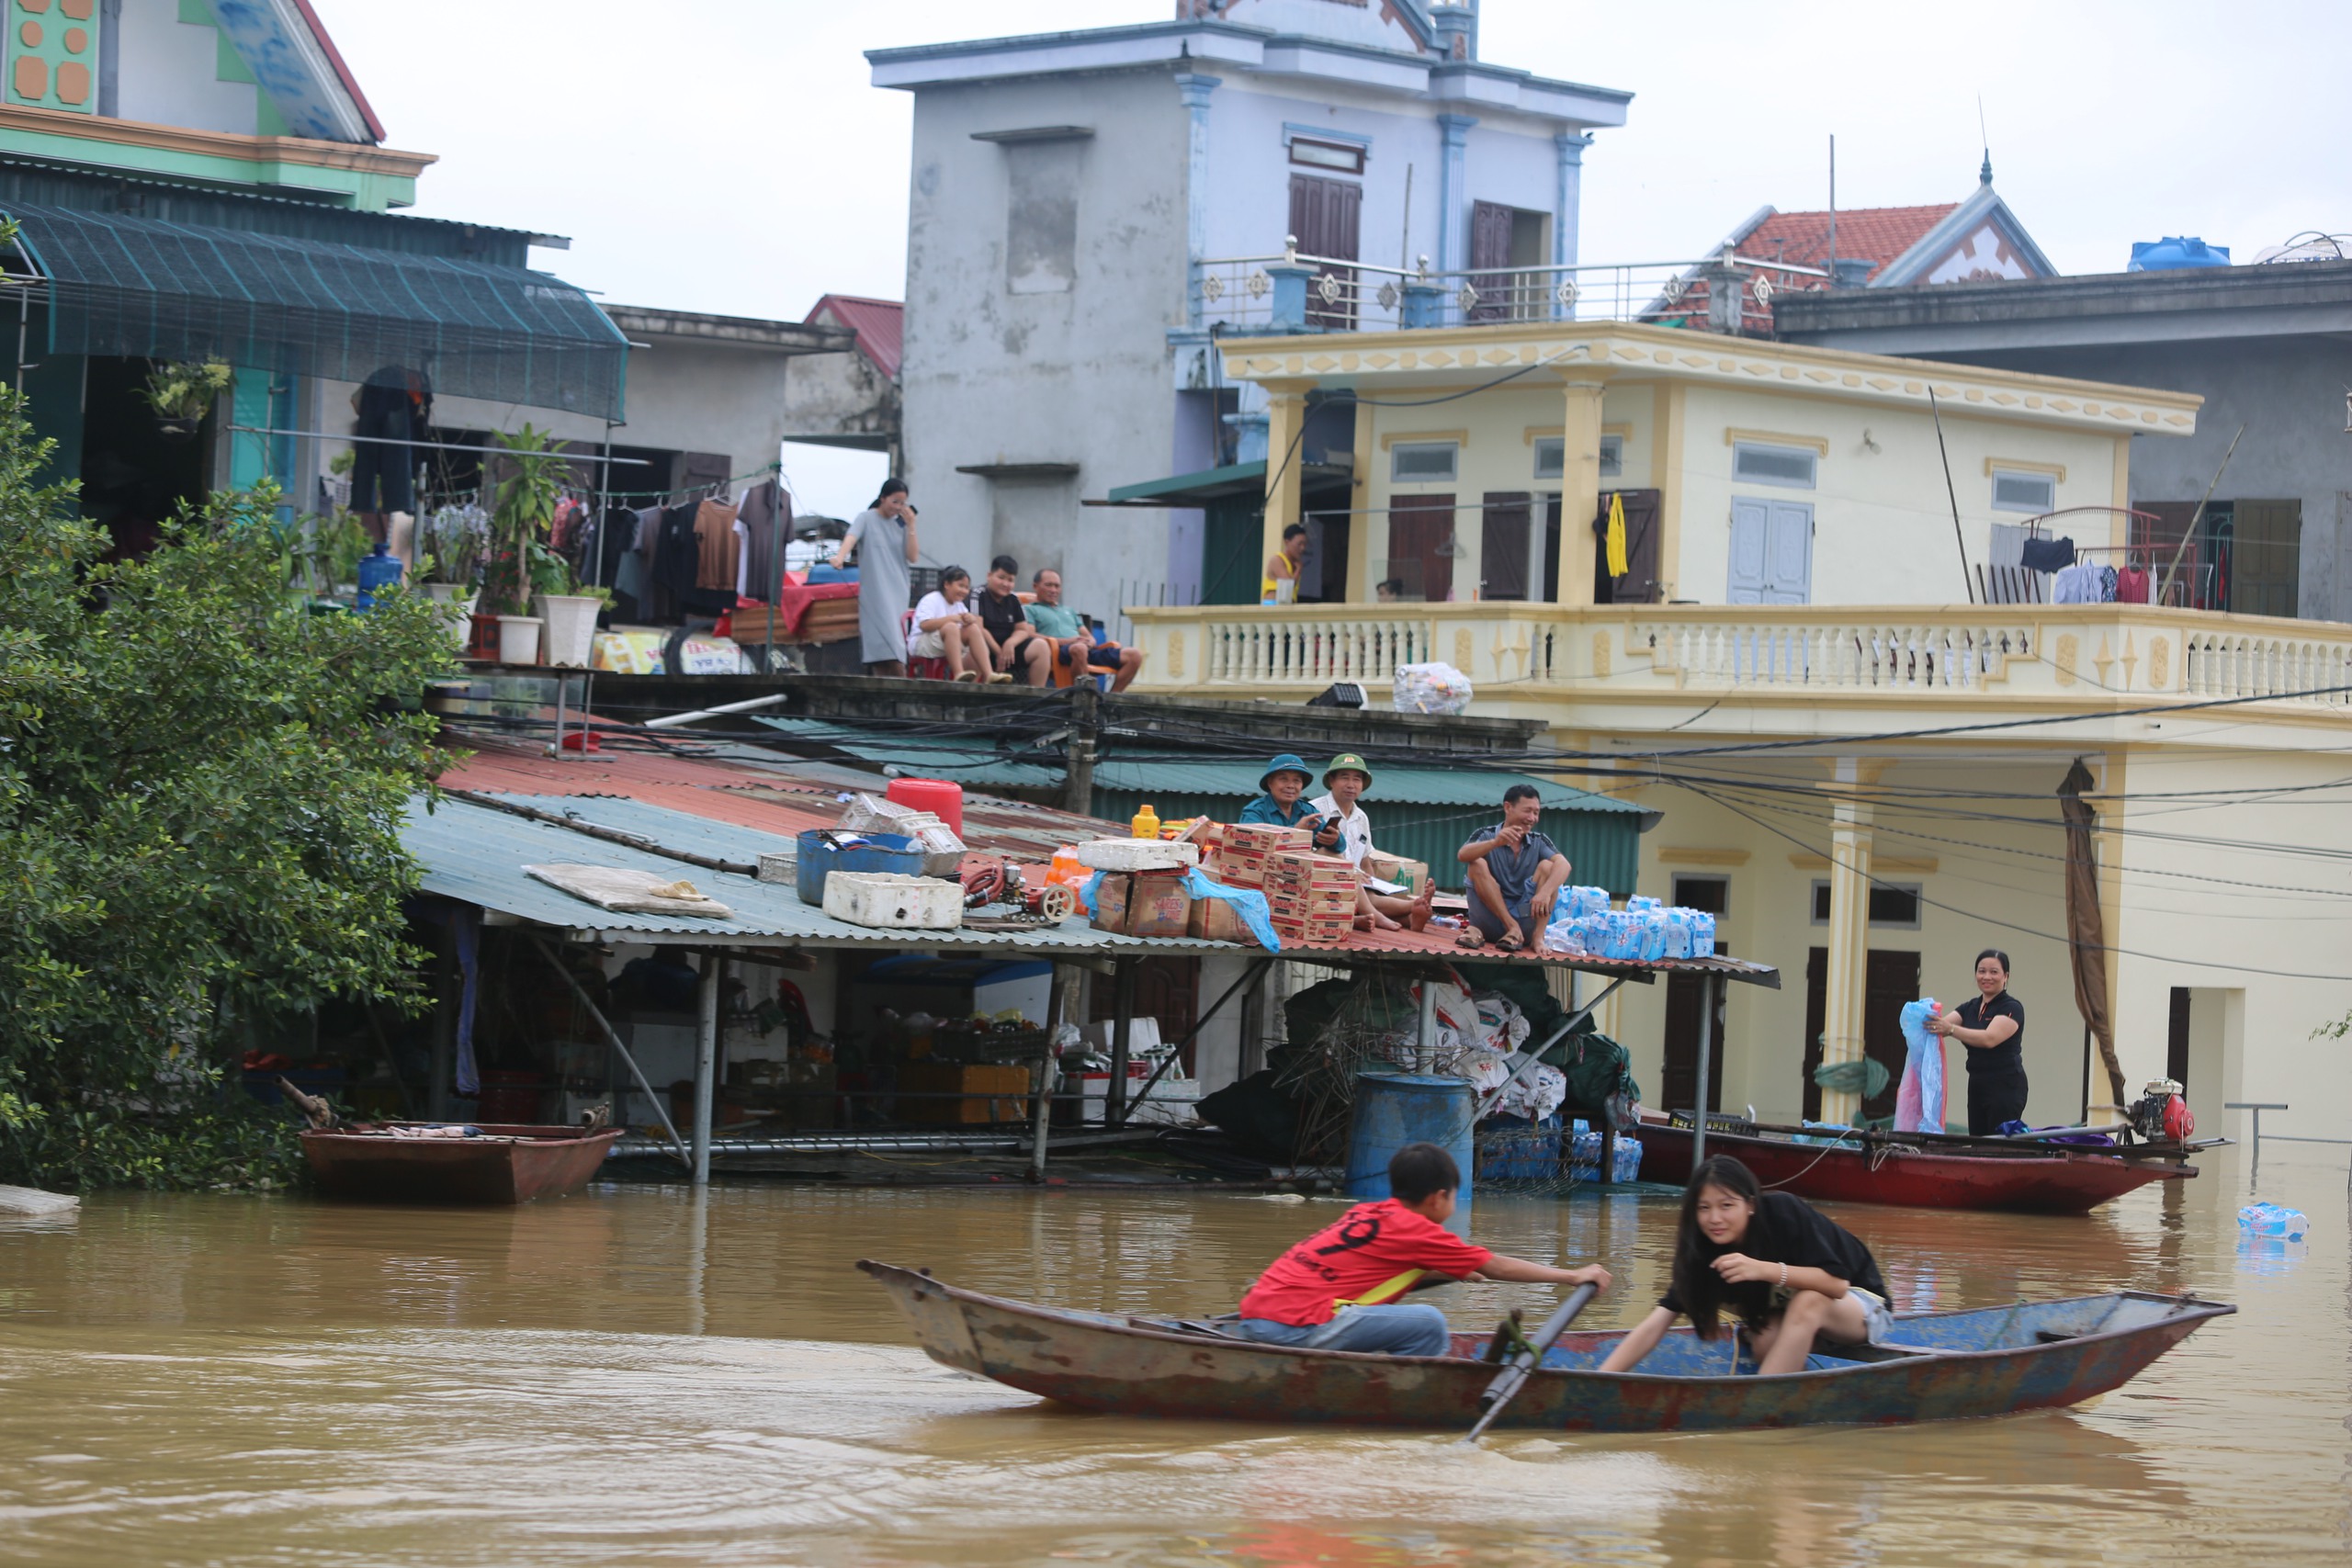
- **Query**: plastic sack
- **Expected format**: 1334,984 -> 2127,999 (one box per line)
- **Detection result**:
1180,865 -> 1279,952
1894,998 -> 1946,1134
1392,661 -> 1475,716
1495,1058 -> 1568,1122
1459,1046 -> 1515,1095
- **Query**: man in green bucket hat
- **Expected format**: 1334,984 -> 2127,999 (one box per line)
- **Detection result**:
1238,753 -> 1331,838
1311,753 -> 1434,931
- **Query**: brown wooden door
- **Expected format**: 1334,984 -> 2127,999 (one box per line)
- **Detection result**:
1470,200 -> 1514,321
1802,947 -> 1919,1122
2230,500 -> 2300,617
1289,175 -> 1360,329
1590,488 -> 1663,604
1479,491 -> 1532,600
1662,954 -> 1729,1117
1387,493 -> 1455,602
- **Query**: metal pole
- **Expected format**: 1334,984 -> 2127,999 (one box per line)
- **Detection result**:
1418,975 -> 1439,1073
1107,959 -> 1136,1128
526,936 -> 688,1165
1690,974 -> 1718,1169
1029,965 -> 1066,1182
693,954 -> 719,1185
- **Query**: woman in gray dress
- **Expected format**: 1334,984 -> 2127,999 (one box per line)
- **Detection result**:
831,478 -> 919,674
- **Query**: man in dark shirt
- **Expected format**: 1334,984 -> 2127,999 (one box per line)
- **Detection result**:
1454,784 -> 1571,951
974,555 -> 1049,684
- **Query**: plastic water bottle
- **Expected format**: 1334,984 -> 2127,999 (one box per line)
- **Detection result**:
355,539 -> 402,611
2237,1201 -> 2308,1242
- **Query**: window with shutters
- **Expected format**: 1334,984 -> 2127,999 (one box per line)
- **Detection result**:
1732,441 -> 1816,489
1390,441 -> 1458,482
1991,468 -> 2057,513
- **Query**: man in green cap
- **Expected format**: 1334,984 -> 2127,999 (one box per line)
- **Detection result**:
1311,754 -> 1434,931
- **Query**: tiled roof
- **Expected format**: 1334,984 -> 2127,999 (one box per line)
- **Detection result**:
1739,204 -> 1960,277
806,294 -> 903,378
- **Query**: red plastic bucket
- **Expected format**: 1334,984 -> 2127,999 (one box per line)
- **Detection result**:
887,777 -> 965,837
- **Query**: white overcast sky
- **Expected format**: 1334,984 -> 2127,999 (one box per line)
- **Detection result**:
312,0 -> 2349,511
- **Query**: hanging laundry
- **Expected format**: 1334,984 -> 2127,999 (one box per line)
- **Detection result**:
2115,565 -> 2150,604
2051,560 -> 2106,604
694,495 -> 741,594
736,477 -> 792,604
1604,491 -> 1629,579
2098,565 -> 2119,602
2018,536 -> 2076,573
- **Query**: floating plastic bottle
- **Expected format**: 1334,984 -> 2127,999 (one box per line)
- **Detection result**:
2237,1201 -> 2307,1242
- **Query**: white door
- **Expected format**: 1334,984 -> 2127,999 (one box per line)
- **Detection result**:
1762,500 -> 1813,604
1727,497 -> 1770,603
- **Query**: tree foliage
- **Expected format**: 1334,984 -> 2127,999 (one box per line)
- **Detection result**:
0,389 -> 451,1190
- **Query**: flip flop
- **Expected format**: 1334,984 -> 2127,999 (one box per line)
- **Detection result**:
1495,931 -> 1526,953
1454,929 -> 1486,950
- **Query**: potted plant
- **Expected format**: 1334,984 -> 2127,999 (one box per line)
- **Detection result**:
141,359 -> 234,439
536,577 -> 609,669
480,424 -> 571,665
418,496 -> 490,651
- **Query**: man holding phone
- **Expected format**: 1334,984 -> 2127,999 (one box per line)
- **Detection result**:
1238,753 -> 1338,845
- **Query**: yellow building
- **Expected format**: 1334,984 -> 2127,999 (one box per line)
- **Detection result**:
1125,321 -> 2352,1145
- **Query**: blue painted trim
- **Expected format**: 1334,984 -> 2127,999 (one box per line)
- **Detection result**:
1283,121 -> 1373,152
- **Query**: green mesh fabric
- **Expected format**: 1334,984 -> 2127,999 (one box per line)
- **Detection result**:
8,203 -> 626,421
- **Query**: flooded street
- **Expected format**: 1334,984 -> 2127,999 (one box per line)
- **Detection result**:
2,1152 -> 2346,1567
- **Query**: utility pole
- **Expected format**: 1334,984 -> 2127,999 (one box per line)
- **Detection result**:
1064,681 -> 1099,817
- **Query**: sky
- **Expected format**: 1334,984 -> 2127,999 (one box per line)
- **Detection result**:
312,1 -> 2352,513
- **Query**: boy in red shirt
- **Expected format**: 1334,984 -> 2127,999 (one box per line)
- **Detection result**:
1234,1142 -> 1612,1357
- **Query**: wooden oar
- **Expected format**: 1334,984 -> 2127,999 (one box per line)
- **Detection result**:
1460,1283 -> 1598,1445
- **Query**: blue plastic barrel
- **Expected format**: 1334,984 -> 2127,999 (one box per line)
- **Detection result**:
1344,1072 -> 1476,1210
795,829 -> 924,907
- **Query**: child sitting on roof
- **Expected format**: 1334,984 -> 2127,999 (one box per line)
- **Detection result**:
1231,1142 -> 1612,1358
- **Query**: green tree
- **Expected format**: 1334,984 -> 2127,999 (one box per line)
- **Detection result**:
0,389 -> 451,1190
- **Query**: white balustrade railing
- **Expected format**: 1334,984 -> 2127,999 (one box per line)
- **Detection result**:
1632,618 -> 2035,692
1127,603 -> 2352,723
2184,630 -> 2352,706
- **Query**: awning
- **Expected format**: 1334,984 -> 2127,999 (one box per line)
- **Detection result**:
5,202 -> 628,420
1093,458 -> 1351,508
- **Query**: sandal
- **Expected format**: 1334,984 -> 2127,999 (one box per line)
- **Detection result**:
986,671 -> 1014,684
954,670 -> 981,682
1454,929 -> 1486,950
1495,931 -> 1526,953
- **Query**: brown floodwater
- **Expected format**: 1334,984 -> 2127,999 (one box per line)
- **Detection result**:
1,1146 -> 2345,1567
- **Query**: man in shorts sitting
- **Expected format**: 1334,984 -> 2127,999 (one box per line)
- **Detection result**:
1231,1142 -> 1611,1357
1025,567 -> 1146,693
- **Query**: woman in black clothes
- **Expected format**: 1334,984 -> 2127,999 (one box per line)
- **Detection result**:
1598,1156 -> 1894,1376
1932,948 -> 2029,1135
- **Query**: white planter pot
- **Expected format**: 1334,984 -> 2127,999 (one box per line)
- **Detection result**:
534,592 -> 602,669
423,583 -> 479,651
495,615 -> 543,666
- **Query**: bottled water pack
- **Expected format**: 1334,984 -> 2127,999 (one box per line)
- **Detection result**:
2237,1201 -> 2308,1242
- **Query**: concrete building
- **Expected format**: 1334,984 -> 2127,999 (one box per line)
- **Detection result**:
1775,259 -> 2352,625
867,0 -> 1629,614
1120,314 -> 2352,1148
783,294 -> 904,473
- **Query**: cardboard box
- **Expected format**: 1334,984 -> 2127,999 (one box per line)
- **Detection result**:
899,1062 -> 1034,1125
1229,823 -> 1314,856
1187,893 -> 1256,944
1091,870 -> 1192,938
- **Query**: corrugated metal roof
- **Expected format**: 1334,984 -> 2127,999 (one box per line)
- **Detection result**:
753,716 -> 1063,789
1089,758 -> 1649,813
806,294 -> 903,377
401,795 -> 1776,986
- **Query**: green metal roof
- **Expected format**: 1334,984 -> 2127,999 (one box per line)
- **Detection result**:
1103,458 -> 1350,507
1090,757 -> 1648,813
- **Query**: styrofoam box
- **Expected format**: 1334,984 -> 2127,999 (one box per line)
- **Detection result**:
822,871 -> 964,931
1074,838 -> 1201,872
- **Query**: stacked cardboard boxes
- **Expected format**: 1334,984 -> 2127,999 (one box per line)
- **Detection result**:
1263,850 -> 1359,943
1218,823 -> 1314,889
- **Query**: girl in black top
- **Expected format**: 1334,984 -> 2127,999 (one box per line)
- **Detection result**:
1935,948 -> 2028,1134
1598,1156 -> 1892,1376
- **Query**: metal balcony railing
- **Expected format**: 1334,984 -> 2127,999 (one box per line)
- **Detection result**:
1190,243 -> 1830,334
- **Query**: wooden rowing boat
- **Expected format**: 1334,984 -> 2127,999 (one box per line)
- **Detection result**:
1637,1120 -> 2194,1214
860,1260 -> 2230,1432
300,1122 -> 621,1204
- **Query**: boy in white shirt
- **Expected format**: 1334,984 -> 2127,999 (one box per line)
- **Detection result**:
907,565 -> 1011,682
1309,754 -> 1434,931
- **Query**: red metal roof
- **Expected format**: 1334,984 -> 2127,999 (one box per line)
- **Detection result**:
806,294 -> 903,378
1665,203 -> 1960,334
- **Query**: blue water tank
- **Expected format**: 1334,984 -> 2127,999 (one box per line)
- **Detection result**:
2129,237 -> 2231,272
1344,1072 -> 1476,1211
354,539 -> 403,610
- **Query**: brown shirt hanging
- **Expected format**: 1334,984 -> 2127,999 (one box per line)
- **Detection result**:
693,497 -> 741,593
